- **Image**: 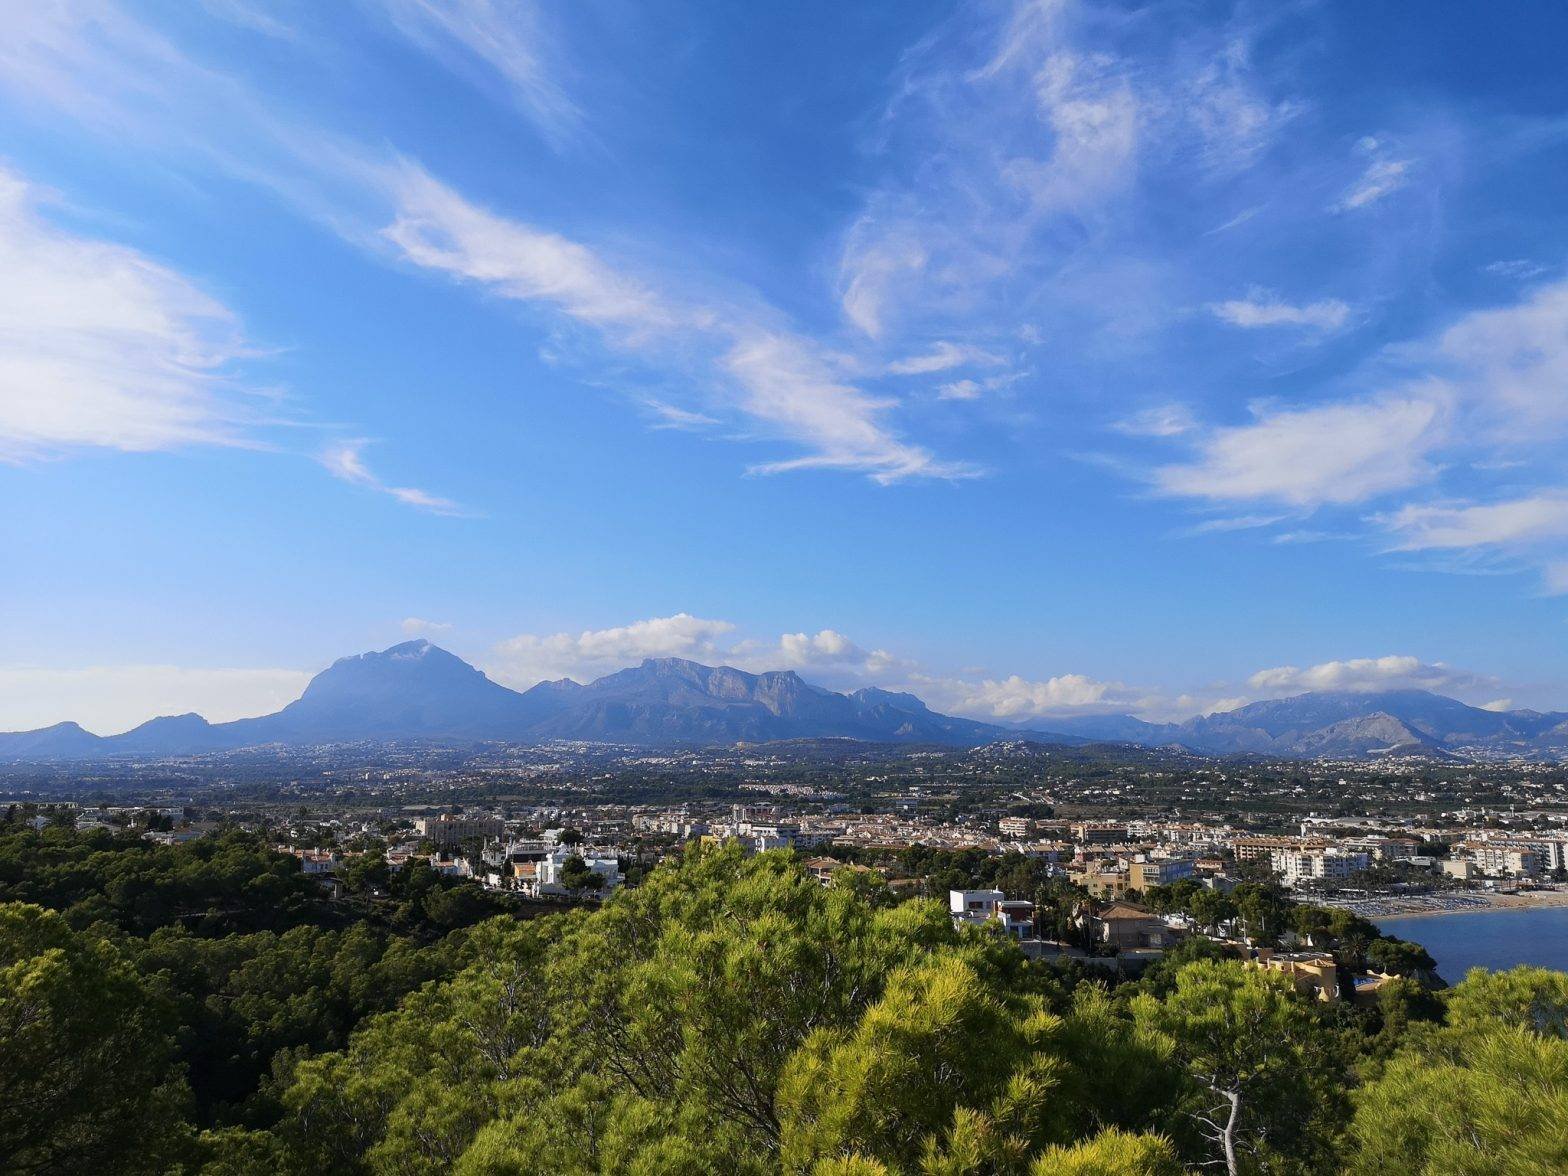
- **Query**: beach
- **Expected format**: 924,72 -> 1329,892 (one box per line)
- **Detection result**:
1320,887 -> 1568,921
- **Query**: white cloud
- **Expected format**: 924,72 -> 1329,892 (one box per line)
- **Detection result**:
642,400 -> 719,431
886,341 -> 1004,375
836,1 -> 1296,351
838,224 -> 926,340
1209,292 -> 1350,330
933,672 -> 1123,720
491,613 -> 738,686
0,166 -> 253,462
1479,698 -> 1513,712
1247,655 -> 1491,696
371,0 -> 582,144
1334,141 -> 1412,211
321,439 -> 466,515
1177,513 -> 1290,536
1545,562 -> 1568,596
1377,494 -> 1568,551
381,165 -> 954,482
401,617 -> 454,636
0,9 -> 957,485
724,332 -> 962,483
0,665 -> 312,736
383,164 -> 675,331
1484,258 -> 1549,281
1428,279 -> 1568,441
937,379 -> 982,401
197,0 -> 298,40
936,371 -> 1023,402
1154,391 -> 1450,507
772,630 -> 908,679
1114,403 -> 1197,438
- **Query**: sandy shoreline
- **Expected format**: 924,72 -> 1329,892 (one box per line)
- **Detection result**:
1347,889 -> 1568,921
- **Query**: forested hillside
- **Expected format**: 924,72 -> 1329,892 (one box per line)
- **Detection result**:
2,825 -> 1566,1174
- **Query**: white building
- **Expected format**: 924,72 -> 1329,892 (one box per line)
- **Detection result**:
1270,847 -> 1369,887
1466,842 -> 1543,878
949,889 -> 1034,939
534,846 -> 623,896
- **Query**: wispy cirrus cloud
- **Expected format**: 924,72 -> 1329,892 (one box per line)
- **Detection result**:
1333,137 -> 1412,211
320,439 -> 467,515
1425,278 -> 1568,443
1377,494 -> 1568,552
835,0 -> 1299,355
383,165 -> 959,482
1153,391 -> 1450,507
886,341 -> 1004,375
1209,291 -> 1351,330
370,0 -> 583,145
0,1 -> 959,485
1114,404 -> 1197,438
0,166 -> 255,462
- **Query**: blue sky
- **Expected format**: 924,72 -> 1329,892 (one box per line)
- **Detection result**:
3,0 -> 1568,734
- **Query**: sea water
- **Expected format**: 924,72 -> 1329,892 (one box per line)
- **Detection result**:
1377,906 -> 1568,981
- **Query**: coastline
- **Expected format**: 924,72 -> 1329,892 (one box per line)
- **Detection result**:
1329,888 -> 1568,921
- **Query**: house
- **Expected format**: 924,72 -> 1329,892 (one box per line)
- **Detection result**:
949,889 -> 1034,939
429,853 -> 474,879
1253,949 -> 1339,1002
800,855 -> 840,884
533,847 -> 623,896
295,849 -> 341,875
1080,902 -> 1181,951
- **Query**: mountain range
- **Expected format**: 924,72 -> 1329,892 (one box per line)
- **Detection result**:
3,640 -> 1567,761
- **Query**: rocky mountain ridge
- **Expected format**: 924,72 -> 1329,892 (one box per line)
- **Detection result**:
3,642 -> 1565,761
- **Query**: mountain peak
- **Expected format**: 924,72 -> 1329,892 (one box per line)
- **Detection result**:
6,644 -> 1568,761
383,638 -> 434,656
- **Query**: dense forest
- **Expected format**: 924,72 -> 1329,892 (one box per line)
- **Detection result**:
2,820 -> 1566,1174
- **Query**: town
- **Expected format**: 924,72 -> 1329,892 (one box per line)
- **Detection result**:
10,739 -> 1568,996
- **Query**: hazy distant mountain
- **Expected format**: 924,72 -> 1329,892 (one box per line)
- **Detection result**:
1019,713 -> 1184,745
0,721 -> 105,759
1042,689 -> 1568,758
107,713 -> 232,755
2,644 -> 1566,761
522,657 -> 1015,745
0,643 -> 1030,759
217,641 -> 552,745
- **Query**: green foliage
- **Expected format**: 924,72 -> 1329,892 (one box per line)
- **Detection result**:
557,854 -> 600,892
777,957 -> 1066,1169
6,825 -> 1563,1176
1364,935 -> 1436,977
0,903 -> 189,1174
0,825 -> 325,935
1029,1128 -> 1182,1175
1444,964 -> 1568,1038
1347,966 -> 1568,1174
1130,960 -> 1345,1173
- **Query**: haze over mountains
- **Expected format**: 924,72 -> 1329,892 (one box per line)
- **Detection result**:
3,640 -> 1567,762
